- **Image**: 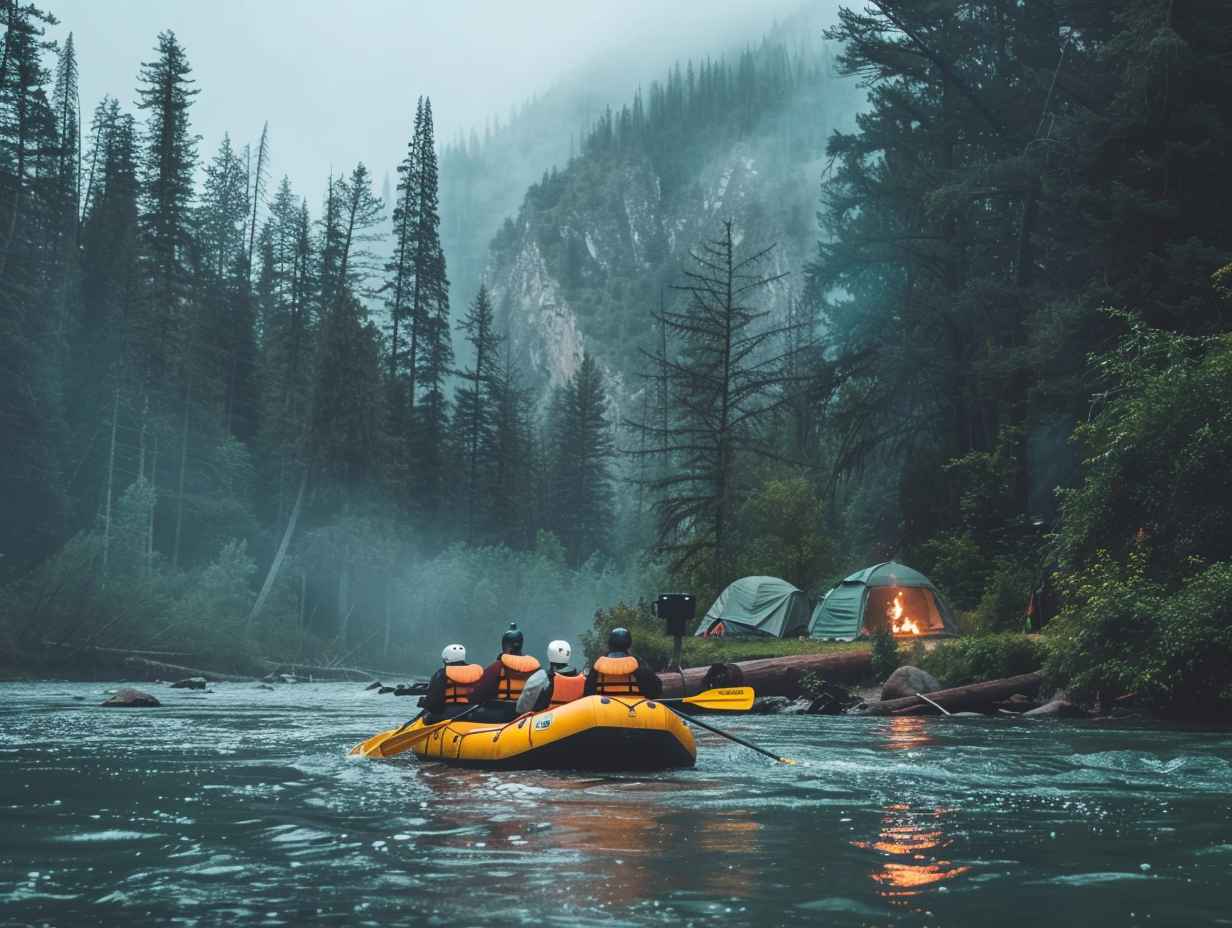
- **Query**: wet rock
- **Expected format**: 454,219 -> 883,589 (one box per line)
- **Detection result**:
750,696 -> 793,714
101,688 -> 161,708
881,666 -> 942,701
365,681 -> 383,691
379,686 -> 396,695
949,711 -> 985,718
170,677 -> 207,690
1023,698 -> 1091,719
394,684 -> 426,697
254,683 -> 275,691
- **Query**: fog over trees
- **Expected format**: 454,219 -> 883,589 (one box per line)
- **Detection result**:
3,2 -> 1232,707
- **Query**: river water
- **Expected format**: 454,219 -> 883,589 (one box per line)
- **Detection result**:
2,682 -> 1230,927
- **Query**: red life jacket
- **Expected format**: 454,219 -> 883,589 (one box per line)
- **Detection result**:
548,671 -> 586,707
443,663 -> 483,704
590,655 -> 643,697
496,653 -> 541,701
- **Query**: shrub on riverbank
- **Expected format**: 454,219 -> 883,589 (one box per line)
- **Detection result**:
920,634 -> 1047,688
1044,553 -> 1232,715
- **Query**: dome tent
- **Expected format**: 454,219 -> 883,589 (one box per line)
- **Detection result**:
809,562 -> 959,641
694,576 -> 812,638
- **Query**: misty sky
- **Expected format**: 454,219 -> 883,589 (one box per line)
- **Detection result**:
49,0 -> 827,209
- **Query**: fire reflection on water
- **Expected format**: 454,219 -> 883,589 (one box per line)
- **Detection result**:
852,803 -> 970,898
853,718 -> 970,897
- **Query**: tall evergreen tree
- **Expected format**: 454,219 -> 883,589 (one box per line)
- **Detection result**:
406,98 -> 452,517
632,221 -> 789,582
452,283 -> 500,539
547,352 -> 614,564
135,29 -> 199,387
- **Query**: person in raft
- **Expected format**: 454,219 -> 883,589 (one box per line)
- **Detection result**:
469,622 -> 541,721
583,626 -> 663,699
419,643 -> 484,721
516,639 -> 585,714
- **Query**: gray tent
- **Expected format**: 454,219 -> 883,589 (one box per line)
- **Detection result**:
694,576 -> 812,638
809,562 -> 959,641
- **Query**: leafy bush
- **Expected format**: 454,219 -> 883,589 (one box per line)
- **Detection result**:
1057,320 -> 1232,583
870,628 -> 901,681
920,633 -> 1047,687
974,558 -> 1037,632
1044,550 -> 1232,715
914,532 -> 992,611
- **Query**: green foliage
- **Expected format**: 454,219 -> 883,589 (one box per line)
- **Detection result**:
920,634 -> 1046,688
914,532 -> 992,612
974,559 -> 1037,633
1057,321 -> 1232,583
870,628 -> 901,681
1044,551 -> 1232,715
731,475 -> 834,591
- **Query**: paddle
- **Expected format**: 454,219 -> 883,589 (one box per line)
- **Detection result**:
350,704 -> 482,759
663,703 -> 797,765
658,686 -> 755,712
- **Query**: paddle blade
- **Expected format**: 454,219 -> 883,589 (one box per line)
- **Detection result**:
349,726 -> 399,757
350,720 -> 443,759
679,686 -> 756,711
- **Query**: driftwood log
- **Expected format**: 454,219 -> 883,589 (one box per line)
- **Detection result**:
122,657 -> 257,682
657,650 -> 872,699
257,660 -> 402,682
859,672 -> 1044,716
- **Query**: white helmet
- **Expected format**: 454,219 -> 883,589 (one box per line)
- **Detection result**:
441,643 -> 466,664
547,640 -> 572,665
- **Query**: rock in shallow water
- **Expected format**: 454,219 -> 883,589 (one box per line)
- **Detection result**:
101,688 -> 161,708
170,677 -> 207,690
881,666 -> 942,701
1023,698 -> 1090,719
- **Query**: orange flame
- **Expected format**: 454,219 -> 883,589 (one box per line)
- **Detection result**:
888,591 -> 921,636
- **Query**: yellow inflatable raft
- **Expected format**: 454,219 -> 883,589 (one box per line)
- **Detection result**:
406,695 -> 696,770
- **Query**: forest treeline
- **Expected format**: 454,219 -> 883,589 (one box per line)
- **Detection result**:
3,1 -> 1232,711
0,6 -> 632,670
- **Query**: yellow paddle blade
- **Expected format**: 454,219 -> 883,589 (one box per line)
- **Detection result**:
677,686 -> 756,711
349,726 -> 399,757
350,719 -> 448,759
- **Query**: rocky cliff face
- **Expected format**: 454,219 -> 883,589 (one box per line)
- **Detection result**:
482,42 -> 859,424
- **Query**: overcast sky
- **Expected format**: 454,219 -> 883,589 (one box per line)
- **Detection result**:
49,0 -> 827,207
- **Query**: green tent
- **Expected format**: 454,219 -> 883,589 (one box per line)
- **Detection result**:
694,576 -> 812,638
809,562 -> 959,641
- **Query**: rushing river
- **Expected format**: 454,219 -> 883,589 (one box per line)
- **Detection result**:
2,682 -> 1230,927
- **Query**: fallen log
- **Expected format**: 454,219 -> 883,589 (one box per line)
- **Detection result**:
657,649 -> 872,699
123,657 -> 257,683
257,660 -> 404,682
859,671 -> 1044,716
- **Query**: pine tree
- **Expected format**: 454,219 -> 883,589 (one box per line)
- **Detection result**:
134,30 -> 199,387
632,221 -> 789,582
548,352 -> 614,564
0,0 -> 70,567
453,283 -> 500,539
406,98 -> 452,518
383,109 -> 421,447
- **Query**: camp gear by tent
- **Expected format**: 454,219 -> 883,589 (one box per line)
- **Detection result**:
809,562 -> 959,641
694,576 -> 812,638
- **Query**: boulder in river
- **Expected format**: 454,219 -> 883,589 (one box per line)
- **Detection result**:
170,677 -> 207,690
101,688 -> 161,708
881,666 -> 942,701
365,681 -> 383,691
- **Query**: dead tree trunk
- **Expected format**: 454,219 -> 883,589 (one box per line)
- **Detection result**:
860,672 -> 1045,716
657,649 -> 872,699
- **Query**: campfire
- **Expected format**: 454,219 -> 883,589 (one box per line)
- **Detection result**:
887,591 -> 922,637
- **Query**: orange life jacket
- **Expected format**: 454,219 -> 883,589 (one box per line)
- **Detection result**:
590,655 -> 643,697
443,663 -> 484,704
496,653 -> 541,701
548,671 -> 586,707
